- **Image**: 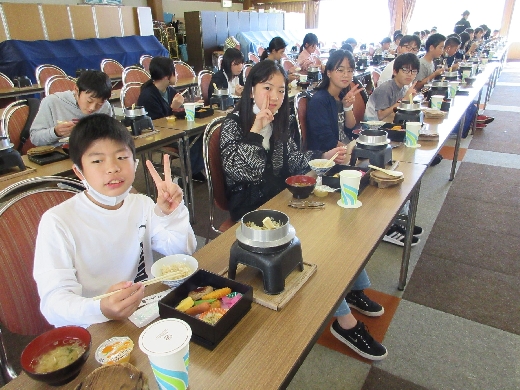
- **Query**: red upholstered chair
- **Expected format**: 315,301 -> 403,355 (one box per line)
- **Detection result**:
202,116 -> 235,243
248,53 -> 260,64
44,75 -> 77,96
1,100 -> 38,155
0,176 -> 83,383
35,64 -> 66,95
140,55 -> 153,72
350,79 -> 369,127
122,66 -> 150,86
100,59 -> 123,90
371,68 -> 381,89
120,82 -> 142,109
257,46 -> 265,57
174,60 -> 196,79
198,70 -> 213,105
294,91 -> 309,152
282,58 -> 297,73
242,63 -> 252,81
0,72 -> 15,109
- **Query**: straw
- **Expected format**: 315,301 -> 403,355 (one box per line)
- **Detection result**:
91,271 -> 185,300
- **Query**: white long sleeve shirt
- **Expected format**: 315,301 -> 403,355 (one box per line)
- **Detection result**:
33,192 -> 196,328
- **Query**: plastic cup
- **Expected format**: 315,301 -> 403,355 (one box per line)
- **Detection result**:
449,81 -> 460,98
405,121 -> 422,148
430,95 -> 444,110
139,318 -> 191,390
338,170 -> 362,208
184,103 -> 196,122
299,74 -> 308,82
462,70 -> 471,82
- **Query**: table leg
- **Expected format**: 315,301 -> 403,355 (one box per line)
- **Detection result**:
182,136 -> 196,224
398,179 -> 421,290
450,111 -> 466,181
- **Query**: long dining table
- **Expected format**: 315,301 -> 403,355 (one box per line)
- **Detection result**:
4,159 -> 427,390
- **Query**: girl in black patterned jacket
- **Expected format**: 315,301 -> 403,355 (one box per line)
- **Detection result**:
220,60 -> 347,221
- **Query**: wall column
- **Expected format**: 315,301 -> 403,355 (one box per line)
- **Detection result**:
147,0 -> 163,21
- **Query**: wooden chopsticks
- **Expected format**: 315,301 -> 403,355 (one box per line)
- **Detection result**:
91,271 -> 185,301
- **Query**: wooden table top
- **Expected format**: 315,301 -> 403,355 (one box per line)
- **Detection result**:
0,85 -> 44,99
5,162 -> 427,389
175,77 -> 198,89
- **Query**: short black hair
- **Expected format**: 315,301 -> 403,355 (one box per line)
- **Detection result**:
69,114 -> 136,170
381,37 -> 392,44
425,33 -> 446,52
345,38 -> 357,46
221,48 -> 244,80
393,33 -> 403,42
445,36 -> 461,47
400,35 -> 421,49
148,56 -> 175,81
393,53 -> 420,73
76,70 -> 112,101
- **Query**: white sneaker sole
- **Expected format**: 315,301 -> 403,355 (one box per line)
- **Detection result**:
347,303 -> 385,317
383,232 -> 420,247
330,325 -> 388,361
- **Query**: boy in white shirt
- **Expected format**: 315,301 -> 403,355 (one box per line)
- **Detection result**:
33,114 -> 196,328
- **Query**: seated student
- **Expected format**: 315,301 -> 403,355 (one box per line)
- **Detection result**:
137,56 -> 205,181
443,35 -> 462,69
344,38 -> 358,52
297,33 -> 324,72
365,53 -> 419,121
378,34 -> 421,85
414,33 -> 446,90
208,48 -> 244,98
374,37 -> 392,56
389,33 -> 403,54
260,37 -> 298,82
34,114 -> 196,328
306,50 -> 363,153
30,70 -> 113,146
220,60 -> 386,360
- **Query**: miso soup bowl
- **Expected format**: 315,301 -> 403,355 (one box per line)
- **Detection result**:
21,326 -> 91,386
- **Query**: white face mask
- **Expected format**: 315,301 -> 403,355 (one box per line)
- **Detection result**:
75,159 -> 138,207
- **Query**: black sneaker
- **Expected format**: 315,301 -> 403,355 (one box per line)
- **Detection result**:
383,224 -> 420,247
330,320 -> 388,360
395,222 -> 423,237
192,172 -> 206,182
430,154 -> 443,166
346,290 -> 384,317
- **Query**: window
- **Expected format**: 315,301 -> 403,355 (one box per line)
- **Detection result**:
318,0 -> 391,48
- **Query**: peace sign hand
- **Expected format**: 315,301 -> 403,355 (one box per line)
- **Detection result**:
146,155 -> 183,215
343,84 -> 364,108
251,95 -> 274,134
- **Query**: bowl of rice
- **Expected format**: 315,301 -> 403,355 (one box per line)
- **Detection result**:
151,254 -> 198,288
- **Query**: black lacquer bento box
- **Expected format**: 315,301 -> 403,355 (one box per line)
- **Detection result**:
322,165 -> 370,193
158,269 -> 253,350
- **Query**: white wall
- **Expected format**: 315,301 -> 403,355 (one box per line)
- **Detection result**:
163,0 -> 242,19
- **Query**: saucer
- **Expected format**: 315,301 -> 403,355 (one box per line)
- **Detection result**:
405,143 -> 421,148
337,199 -> 362,209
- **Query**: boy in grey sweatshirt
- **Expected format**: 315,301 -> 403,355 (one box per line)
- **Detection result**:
30,70 -> 113,146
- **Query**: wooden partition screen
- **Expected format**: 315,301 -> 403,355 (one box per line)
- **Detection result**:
185,11 -> 285,73
0,2 -> 143,42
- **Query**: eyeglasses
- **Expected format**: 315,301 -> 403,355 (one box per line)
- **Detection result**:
335,67 -> 354,75
400,68 -> 419,75
402,45 -> 419,53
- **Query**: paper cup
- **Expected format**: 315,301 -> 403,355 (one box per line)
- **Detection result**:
139,319 -> 191,390
184,103 -> 196,122
449,81 -> 460,98
405,121 -> 421,148
299,74 -> 308,82
430,95 -> 444,110
462,70 -> 471,82
480,58 -> 488,65
338,170 -> 362,208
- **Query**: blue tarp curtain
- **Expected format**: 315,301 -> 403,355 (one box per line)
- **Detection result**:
0,35 -> 168,83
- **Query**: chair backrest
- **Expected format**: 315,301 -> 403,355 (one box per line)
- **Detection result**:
371,69 -> 381,88
0,177 -> 83,337
35,64 -> 66,89
217,55 -> 223,70
120,82 -> 142,109
44,75 -> 77,96
100,59 -> 124,77
0,72 -> 14,88
294,92 -> 309,152
282,58 -> 297,73
202,116 -> 228,235
174,60 -> 196,78
198,70 -> 213,105
257,46 -> 265,57
1,100 -> 37,155
122,66 -> 150,86
248,53 -> 260,64
351,79 -> 369,126
140,55 -> 153,72
242,63 -> 252,81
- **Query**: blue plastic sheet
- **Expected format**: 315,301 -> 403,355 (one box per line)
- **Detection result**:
0,35 -> 168,83
236,30 -> 317,59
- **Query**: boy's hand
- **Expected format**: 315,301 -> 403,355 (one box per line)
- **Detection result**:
146,155 -> 183,215
100,281 -> 144,321
404,81 -> 418,100
54,121 -> 75,137
171,93 -> 184,110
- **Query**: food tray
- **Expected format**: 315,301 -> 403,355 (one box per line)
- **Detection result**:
379,123 -> 406,142
322,166 -> 370,193
195,106 -> 214,118
158,269 -> 253,350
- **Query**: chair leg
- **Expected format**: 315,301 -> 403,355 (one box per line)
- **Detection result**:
0,328 -> 17,383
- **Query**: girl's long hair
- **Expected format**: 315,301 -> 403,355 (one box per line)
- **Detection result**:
221,48 -> 244,80
260,37 -> 287,61
315,49 -> 355,91
299,33 -> 318,53
234,60 -> 289,142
